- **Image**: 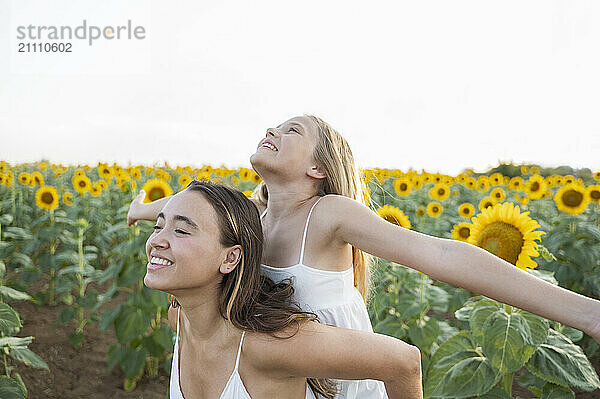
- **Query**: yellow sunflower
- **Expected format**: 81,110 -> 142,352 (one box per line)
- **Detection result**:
427,202 -> 443,218
588,185 -> 600,204
458,203 -> 475,219
98,164 -> 114,180
489,173 -> 504,186
509,177 -> 524,191
18,172 -> 31,186
0,161 -> 7,174
429,183 -> 450,201
524,175 -> 547,199
394,178 -> 412,197
129,167 -> 142,180
35,186 -> 59,211
74,168 -> 86,177
464,177 -> 477,190
520,166 -> 529,175
251,171 -> 262,184
4,171 -> 14,187
362,186 -> 371,206
554,183 -> 590,215
63,192 -> 73,206
243,190 -> 253,198
490,187 -> 506,203
451,222 -> 472,242
376,205 -> 411,229
415,207 -> 426,217
142,179 -> 173,203
239,168 -> 253,182
562,175 -> 576,185
468,201 -> 546,270
530,166 -> 540,175
178,174 -> 192,189
0,174 -> 6,186
90,182 -> 102,197
411,178 -> 423,190
72,175 -> 92,195
31,171 -> 44,186
97,180 -> 108,190
477,176 -> 490,192
593,172 -> 600,182
478,196 -> 495,211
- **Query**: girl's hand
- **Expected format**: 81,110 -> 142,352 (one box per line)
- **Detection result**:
127,189 -> 146,226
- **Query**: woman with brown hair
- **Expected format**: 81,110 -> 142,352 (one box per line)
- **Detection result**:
144,179 -> 422,398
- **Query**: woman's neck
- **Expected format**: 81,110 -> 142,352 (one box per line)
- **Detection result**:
175,289 -> 235,342
262,181 -> 319,222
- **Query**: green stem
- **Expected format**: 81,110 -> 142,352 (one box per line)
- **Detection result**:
499,372 -> 514,396
3,352 -> 8,377
77,226 -> 86,333
48,209 -> 56,305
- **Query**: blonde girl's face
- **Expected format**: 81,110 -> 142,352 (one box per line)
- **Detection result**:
251,115 -> 320,177
144,190 -> 227,293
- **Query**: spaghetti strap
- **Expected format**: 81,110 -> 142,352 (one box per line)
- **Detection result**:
234,331 -> 245,371
299,196 -> 324,265
260,208 -> 267,219
176,306 -> 181,340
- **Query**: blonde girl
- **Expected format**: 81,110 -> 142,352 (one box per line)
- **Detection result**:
130,115 -> 600,398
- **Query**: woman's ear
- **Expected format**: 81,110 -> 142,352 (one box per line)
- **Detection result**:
307,165 -> 326,180
219,245 -> 242,274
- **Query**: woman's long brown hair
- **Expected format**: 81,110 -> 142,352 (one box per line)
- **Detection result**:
180,179 -> 339,398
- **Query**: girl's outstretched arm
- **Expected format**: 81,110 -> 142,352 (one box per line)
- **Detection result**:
248,322 -> 423,399
127,190 -> 172,226
325,195 -> 600,343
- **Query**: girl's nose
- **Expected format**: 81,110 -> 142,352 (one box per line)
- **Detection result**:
266,127 -> 277,137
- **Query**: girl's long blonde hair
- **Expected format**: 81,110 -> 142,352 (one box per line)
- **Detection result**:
251,114 -> 373,304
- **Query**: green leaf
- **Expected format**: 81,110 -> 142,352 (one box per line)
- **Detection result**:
429,351 -> 500,398
527,329 -> 600,391
481,309 -> 535,374
477,386 -> 512,399
107,344 -> 122,372
0,261 -> 5,280
540,382 -> 575,399
99,305 -> 122,333
9,347 -> 49,370
0,286 -> 31,301
516,309 -> 549,347
0,376 -> 26,399
470,299 -> 502,340
0,337 -> 33,349
120,347 -> 149,379
141,335 -> 164,357
114,308 -> 151,344
75,290 -> 98,309
425,331 -> 480,396
68,332 -> 84,349
57,307 -> 77,325
153,326 -> 175,351
527,268 -> 558,285
396,295 -> 428,320
0,303 -> 22,336
408,318 -> 440,351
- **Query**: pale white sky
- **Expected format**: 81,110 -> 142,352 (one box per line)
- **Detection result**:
1,0 -> 599,176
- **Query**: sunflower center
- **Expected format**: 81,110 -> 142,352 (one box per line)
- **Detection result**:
459,227 -> 470,238
531,182 -> 540,192
591,190 -> 600,200
476,221 -> 524,265
79,181 -> 86,188
437,188 -> 445,195
462,208 -> 469,215
562,189 -> 583,207
400,183 -> 407,191
41,192 -> 54,204
432,206 -> 439,213
149,187 -> 166,201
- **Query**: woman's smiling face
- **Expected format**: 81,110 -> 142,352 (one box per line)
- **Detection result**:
144,189 -> 228,293
250,115 -> 320,178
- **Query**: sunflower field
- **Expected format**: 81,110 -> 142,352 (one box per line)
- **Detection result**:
1,159 -> 600,398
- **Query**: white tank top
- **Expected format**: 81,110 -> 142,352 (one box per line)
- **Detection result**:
260,196 -> 389,399
169,306 -> 317,399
